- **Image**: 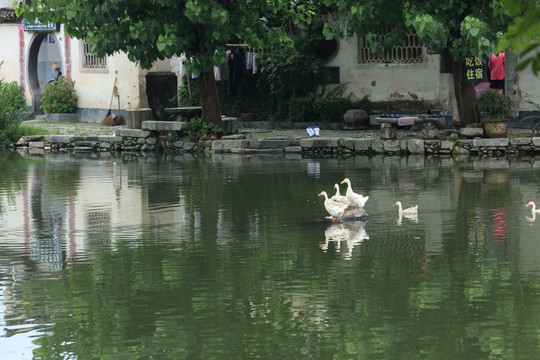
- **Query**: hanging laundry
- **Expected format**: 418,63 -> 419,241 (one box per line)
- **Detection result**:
252,52 -> 258,74
178,53 -> 187,79
246,51 -> 253,70
190,57 -> 197,79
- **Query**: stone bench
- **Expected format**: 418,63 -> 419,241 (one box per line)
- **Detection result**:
125,108 -> 153,129
375,116 -> 445,139
142,120 -> 184,132
164,106 -> 202,120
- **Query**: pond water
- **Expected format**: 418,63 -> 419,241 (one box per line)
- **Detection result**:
1,150 -> 540,359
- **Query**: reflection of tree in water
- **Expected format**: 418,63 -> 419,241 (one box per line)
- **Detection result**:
0,152 -> 31,215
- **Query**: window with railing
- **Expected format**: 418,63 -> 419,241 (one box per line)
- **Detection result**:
357,30 -> 424,64
82,40 -> 107,69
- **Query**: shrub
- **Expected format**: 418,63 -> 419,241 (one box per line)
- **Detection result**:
475,91 -> 516,121
0,80 -> 26,147
312,97 -> 352,123
288,96 -> 315,122
41,76 -> 78,113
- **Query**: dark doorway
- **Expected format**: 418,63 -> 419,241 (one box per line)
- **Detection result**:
146,72 -> 178,120
28,32 -> 62,113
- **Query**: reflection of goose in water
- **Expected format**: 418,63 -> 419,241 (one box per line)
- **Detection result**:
395,212 -> 419,225
525,201 -> 540,222
320,223 -> 348,252
340,178 -> 369,209
343,220 -> 369,260
318,191 -> 348,224
320,221 -> 369,259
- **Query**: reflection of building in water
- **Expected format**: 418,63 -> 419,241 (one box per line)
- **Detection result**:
307,162 -> 320,178
85,208 -> 112,247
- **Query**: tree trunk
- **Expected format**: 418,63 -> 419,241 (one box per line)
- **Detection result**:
451,60 -> 479,126
197,70 -> 224,132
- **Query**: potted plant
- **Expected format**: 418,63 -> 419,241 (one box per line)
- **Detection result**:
183,117 -> 223,141
183,116 -> 206,141
203,122 -> 223,140
475,91 -> 517,138
41,76 -> 79,122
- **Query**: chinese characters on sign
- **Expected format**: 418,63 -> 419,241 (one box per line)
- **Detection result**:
24,19 -> 60,32
464,56 -> 488,82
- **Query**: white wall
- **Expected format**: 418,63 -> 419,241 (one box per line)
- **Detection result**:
0,24 -> 21,84
326,34 -> 452,111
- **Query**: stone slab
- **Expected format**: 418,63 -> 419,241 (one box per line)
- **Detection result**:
460,127 -> 484,138
249,139 -> 291,149
383,140 -> 401,152
407,139 -> 424,154
115,129 -> 152,138
212,139 -> 250,151
29,141 -> 45,148
142,121 -> 184,131
299,138 -> 339,148
125,108 -> 153,129
97,135 -> 124,142
510,137 -> 532,146
472,138 -> 510,147
44,135 -> 83,144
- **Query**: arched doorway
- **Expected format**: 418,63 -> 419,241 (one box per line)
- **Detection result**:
27,32 -> 62,113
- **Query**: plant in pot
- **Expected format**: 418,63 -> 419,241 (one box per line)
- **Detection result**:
203,122 -> 223,140
41,76 -> 78,122
183,117 -> 223,141
183,116 -> 206,141
475,91 -> 516,138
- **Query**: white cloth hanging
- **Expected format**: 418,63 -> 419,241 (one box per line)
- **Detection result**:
178,53 -> 187,79
246,51 -> 253,70
252,52 -> 258,74
190,57 -> 197,79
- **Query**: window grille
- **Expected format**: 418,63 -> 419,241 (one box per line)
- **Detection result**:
357,31 -> 424,64
82,41 -> 107,69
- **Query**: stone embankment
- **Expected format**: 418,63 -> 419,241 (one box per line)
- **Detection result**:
11,129 -> 540,157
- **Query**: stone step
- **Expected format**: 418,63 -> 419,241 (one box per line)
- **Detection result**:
141,121 -> 184,132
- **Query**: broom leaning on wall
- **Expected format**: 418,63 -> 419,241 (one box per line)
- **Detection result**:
100,77 -> 118,126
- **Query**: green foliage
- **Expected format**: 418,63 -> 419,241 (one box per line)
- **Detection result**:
475,92 -> 517,121
325,0 -> 512,62
0,80 -> 26,147
183,116 -> 222,140
497,1 -> 540,74
288,96 -> 315,122
312,97 -> 352,123
40,76 -> 78,114
17,1 -> 312,73
257,47 -> 322,99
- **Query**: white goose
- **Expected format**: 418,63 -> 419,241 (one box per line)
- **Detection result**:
340,178 -> 369,209
318,191 -> 348,223
331,183 -> 354,208
526,201 -> 540,214
393,201 -> 418,216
